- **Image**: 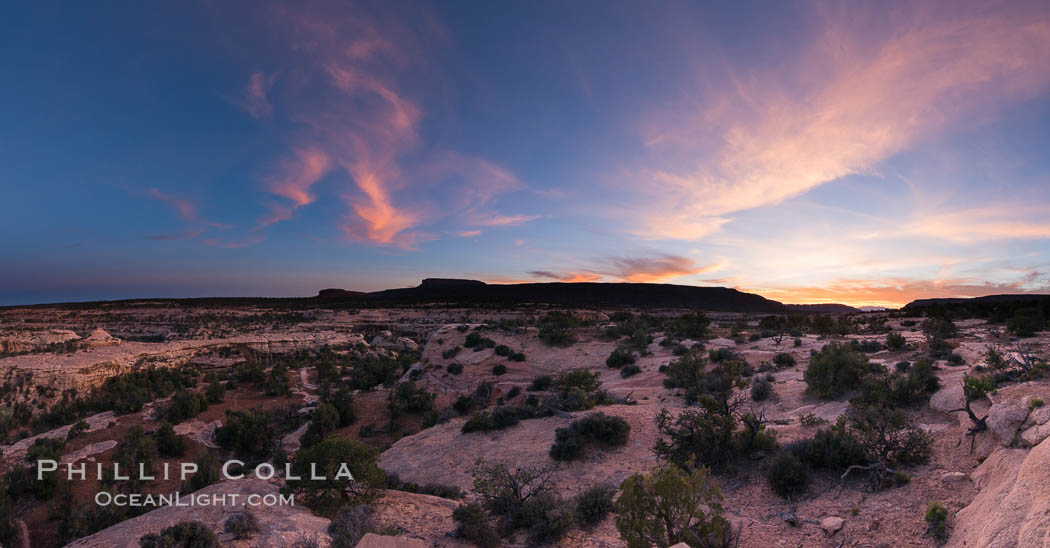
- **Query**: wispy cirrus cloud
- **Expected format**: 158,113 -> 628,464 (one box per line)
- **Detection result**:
249,5 -> 526,250
529,270 -> 602,283
629,2 -> 1050,240
605,254 -> 724,283
144,188 -> 228,241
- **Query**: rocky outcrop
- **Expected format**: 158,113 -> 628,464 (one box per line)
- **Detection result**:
0,411 -> 115,464
65,479 -> 332,547
356,533 -> 429,548
84,328 -> 121,347
949,437 -> 1050,547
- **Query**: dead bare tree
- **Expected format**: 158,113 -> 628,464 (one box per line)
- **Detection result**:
945,376 -> 994,454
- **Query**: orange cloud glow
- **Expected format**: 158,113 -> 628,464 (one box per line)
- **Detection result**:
529,270 -> 603,283
755,277 -> 1050,309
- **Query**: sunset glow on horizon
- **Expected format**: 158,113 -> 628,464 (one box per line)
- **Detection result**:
3,1 -> 1050,307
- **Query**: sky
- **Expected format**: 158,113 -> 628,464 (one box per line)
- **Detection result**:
2,0 -> 1050,307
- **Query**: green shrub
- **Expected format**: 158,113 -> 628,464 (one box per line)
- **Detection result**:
451,503 -> 499,548
948,353 -> 965,366
492,364 -> 507,376
494,344 -> 512,357
620,364 -> 642,378
224,511 -> 259,540
550,413 -> 631,460
302,403 -> 340,447
214,409 -> 275,460
767,451 -> 808,498
446,362 -> 464,375
773,352 -> 796,368
387,382 -> 435,419
442,346 -> 462,360
328,504 -> 376,548
885,332 -> 906,351
511,352 -> 526,362
182,450 -> 220,493
537,311 -> 580,346
462,412 -> 495,433
329,386 -> 356,427
286,436 -> 385,511
139,521 -> 219,548
154,422 -> 186,458
164,389 -> 208,424
1031,398 -> 1045,409
507,386 -> 521,399
520,492 -> 574,544
925,501 -> 950,543
751,377 -> 773,401
785,425 -> 869,471
803,342 -> 870,399
529,375 -> 553,391
794,337 -> 802,347
616,465 -> 732,548
574,484 -> 616,528
606,348 -> 636,368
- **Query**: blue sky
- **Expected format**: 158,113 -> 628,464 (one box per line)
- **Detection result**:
2,0 -> 1050,306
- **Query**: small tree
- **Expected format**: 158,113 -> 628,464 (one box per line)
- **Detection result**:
803,343 -> 869,399
945,375 -> 995,453
838,405 -> 931,489
286,436 -> 385,513
615,465 -> 733,548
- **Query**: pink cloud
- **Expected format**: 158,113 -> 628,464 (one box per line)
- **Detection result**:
630,2 -> 1050,240
238,71 -> 274,119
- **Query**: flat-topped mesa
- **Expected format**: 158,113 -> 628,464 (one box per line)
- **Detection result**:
418,278 -> 487,288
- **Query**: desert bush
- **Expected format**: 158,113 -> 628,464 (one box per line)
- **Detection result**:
925,501 -> 950,543
287,436 -> 385,511
948,353 -> 965,366
1007,307 -> 1046,337
550,413 -> 630,460
139,521 -> 219,548
462,412 -> 495,433
154,422 -> 186,458
900,319 -> 918,327
266,363 -> 292,397
224,511 -> 259,540
750,377 -> 773,401
773,352 -> 796,368
538,311 -> 579,346
620,364 -> 642,378
803,342 -> 870,398
67,420 -> 90,440
606,347 -> 636,368
182,450 -> 220,493
886,332 -> 906,351
385,472 -> 465,499
347,355 -> 408,390
214,409 -> 275,460
574,484 -> 616,528
387,381 -> 435,419
164,389 -> 208,424
794,337 -> 802,347
507,386 -> 521,399
767,451 -> 808,498
470,459 -> 569,542
554,370 -> 610,411
443,346 -> 462,360
529,375 -> 553,391
446,362 -> 464,375
453,395 -> 474,415
519,491 -> 574,544
665,312 -> 711,340
205,378 -> 225,404
302,403 -> 340,447
615,465 -> 733,548
451,502 -> 500,548
492,364 -> 507,376
784,425 -> 868,471
328,504 -> 376,548
838,405 -> 932,488
328,386 -> 356,427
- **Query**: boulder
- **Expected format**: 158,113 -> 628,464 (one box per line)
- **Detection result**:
930,384 -> 965,414
1021,422 -> 1050,446
987,403 -> 1029,445
821,516 -> 845,536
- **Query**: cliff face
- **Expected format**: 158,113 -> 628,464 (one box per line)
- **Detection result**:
0,331 -> 367,395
